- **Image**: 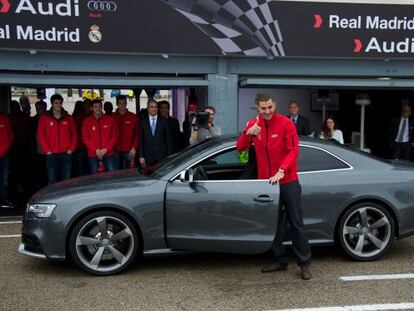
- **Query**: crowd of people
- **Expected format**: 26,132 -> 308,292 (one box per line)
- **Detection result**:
0,94 -> 220,208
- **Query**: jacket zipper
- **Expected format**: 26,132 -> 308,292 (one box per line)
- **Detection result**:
97,117 -> 102,150
265,120 -> 271,177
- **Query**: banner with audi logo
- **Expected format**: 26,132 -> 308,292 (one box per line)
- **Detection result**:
1,0 -> 414,58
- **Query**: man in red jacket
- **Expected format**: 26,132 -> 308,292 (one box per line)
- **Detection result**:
114,95 -> 139,169
37,94 -> 77,184
0,113 -> 14,207
236,93 -> 312,280
82,99 -> 118,173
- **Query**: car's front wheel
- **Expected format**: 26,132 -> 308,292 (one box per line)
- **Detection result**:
69,211 -> 139,275
338,203 -> 395,261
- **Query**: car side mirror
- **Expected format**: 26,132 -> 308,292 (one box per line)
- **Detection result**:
179,168 -> 194,183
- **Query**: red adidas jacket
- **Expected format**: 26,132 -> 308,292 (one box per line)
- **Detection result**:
115,110 -> 139,152
37,111 -> 77,154
0,114 -> 14,157
82,114 -> 118,157
236,113 -> 299,185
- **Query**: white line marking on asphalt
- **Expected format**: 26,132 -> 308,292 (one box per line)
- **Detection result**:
0,221 -> 22,225
0,234 -> 21,238
339,273 -> 414,281
267,302 -> 414,311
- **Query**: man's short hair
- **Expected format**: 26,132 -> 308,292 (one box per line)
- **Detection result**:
158,100 -> 170,109
288,101 -> 300,107
91,99 -> 102,106
255,93 -> 274,105
147,99 -> 158,107
204,106 -> 216,114
50,94 -> 63,104
35,100 -> 47,109
116,95 -> 127,103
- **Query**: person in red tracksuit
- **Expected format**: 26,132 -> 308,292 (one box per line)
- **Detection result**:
37,94 -> 77,184
0,113 -> 14,207
237,93 -> 312,280
114,95 -> 139,169
82,99 -> 118,173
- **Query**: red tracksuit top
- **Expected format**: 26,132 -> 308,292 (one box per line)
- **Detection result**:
236,113 -> 299,185
114,110 -> 139,152
0,114 -> 14,157
82,114 -> 118,157
37,111 -> 78,154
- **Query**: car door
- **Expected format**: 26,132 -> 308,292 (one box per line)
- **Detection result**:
165,147 -> 279,254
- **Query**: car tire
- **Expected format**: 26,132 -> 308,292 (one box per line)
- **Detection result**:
338,202 -> 395,261
69,211 -> 139,276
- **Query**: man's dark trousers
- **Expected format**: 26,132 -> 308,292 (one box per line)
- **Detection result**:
391,142 -> 411,161
271,180 -> 312,265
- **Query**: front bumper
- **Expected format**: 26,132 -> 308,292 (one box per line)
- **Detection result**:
18,243 -> 46,259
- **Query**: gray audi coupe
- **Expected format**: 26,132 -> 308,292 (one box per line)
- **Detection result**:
19,135 -> 414,275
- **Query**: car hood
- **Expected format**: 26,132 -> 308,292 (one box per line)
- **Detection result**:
390,160 -> 414,170
30,169 -> 156,202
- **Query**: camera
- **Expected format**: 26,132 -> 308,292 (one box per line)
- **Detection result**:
191,111 -> 210,129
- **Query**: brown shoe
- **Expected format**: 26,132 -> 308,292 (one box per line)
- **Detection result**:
261,262 -> 288,273
300,264 -> 312,280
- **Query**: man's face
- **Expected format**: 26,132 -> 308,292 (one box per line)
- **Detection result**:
51,100 -> 63,113
257,99 -> 276,120
117,99 -> 127,113
288,102 -> 299,116
402,105 -> 412,119
159,104 -> 169,118
35,103 -> 46,115
92,103 -> 103,117
147,103 -> 158,116
205,108 -> 215,123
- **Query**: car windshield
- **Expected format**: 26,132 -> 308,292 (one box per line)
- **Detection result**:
139,137 -> 227,178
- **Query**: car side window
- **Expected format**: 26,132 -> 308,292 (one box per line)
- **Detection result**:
298,146 -> 350,172
192,148 -> 247,181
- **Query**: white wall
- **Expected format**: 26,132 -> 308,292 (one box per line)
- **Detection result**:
238,88 -> 323,134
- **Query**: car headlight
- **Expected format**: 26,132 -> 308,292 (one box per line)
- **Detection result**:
28,204 -> 57,218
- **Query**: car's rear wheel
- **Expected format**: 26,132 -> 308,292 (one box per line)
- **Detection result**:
69,211 -> 139,275
338,203 -> 395,261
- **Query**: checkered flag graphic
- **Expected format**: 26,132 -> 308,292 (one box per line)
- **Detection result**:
162,0 -> 285,57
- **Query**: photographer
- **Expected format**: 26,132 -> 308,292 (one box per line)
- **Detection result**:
189,106 -> 221,145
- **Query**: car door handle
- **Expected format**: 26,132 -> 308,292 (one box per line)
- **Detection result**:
254,195 -> 274,203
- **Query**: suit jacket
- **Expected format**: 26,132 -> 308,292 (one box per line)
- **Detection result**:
388,117 -> 414,145
288,115 -> 311,136
138,116 -> 172,165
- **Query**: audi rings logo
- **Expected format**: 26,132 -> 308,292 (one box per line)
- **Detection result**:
87,0 -> 117,12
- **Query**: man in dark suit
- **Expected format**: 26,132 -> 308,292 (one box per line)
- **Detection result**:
388,104 -> 413,161
288,101 -> 311,136
158,100 -> 183,153
138,100 -> 172,167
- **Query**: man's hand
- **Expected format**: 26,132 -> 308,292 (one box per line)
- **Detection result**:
46,151 -> 52,155
269,170 -> 285,185
101,148 -> 108,157
139,157 -> 146,167
129,148 -> 136,158
246,118 -> 261,136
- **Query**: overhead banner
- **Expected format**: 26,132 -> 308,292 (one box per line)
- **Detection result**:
1,0 -> 414,58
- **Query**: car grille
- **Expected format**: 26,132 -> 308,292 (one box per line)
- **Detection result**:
22,233 -> 44,254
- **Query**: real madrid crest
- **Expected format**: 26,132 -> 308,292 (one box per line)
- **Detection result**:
88,25 -> 102,43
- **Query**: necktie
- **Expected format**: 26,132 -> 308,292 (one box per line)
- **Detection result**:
397,119 -> 407,142
151,117 -> 156,136
292,118 -> 296,124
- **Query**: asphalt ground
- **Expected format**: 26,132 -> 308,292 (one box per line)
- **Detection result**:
0,221 -> 413,311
